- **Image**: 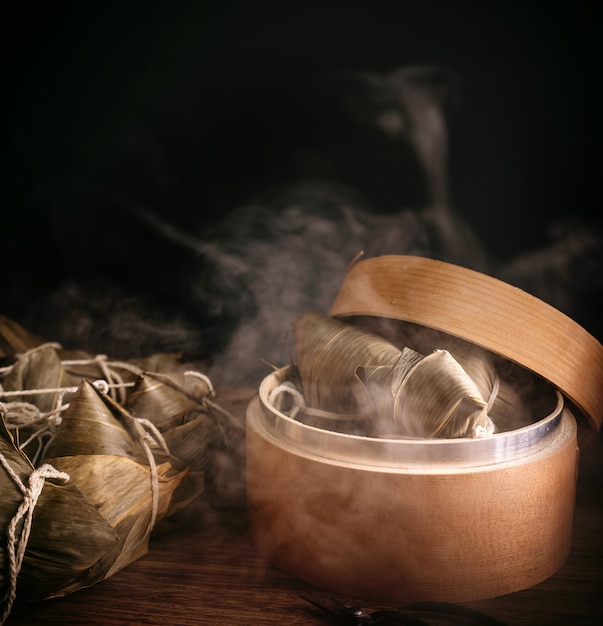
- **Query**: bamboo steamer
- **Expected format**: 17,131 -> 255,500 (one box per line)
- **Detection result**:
246,255 -> 601,603
247,373 -> 576,603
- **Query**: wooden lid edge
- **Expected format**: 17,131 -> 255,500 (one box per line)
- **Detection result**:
329,255 -> 603,431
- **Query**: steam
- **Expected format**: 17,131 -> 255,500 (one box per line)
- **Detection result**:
24,65 -> 602,392
123,66 -> 490,385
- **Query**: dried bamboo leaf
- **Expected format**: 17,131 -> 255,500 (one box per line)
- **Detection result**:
43,379 -> 148,463
113,372 -> 208,516
0,317 -> 229,610
127,372 -> 231,494
58,349 -> 113,385
334,315 -> 532,433
392,349 -> 491,438
43,378 -> 201,499
0,417 -> 119,602
127,372 -> 208,431
294,311 -> 495,438
46,455 -> 189,583
41,380 -> 199,593
295,310 -> 405,418
0,316 -> 46,359
1,344 -> 73,461
127,371 -> 245,510
127,372 -> 212,473
1,345 -> 69,413
121,373 -> 209,516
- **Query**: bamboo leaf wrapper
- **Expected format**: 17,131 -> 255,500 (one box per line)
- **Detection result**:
294,311 -> 496,438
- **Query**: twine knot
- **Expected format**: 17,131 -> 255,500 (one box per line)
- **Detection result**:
0,455 -> 70,624
269,382 -> 306,419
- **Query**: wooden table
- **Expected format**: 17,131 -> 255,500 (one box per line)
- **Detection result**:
7,389 -> 603,626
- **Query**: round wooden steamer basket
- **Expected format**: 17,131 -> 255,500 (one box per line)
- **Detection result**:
247,256 -> 601,603
247,369 -> 577,603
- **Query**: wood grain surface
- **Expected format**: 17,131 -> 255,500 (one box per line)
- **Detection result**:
6,388 -> 603,626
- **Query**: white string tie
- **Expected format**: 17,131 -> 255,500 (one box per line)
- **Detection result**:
0,453 -> 69,625
184,370 -> 215,399
130,417 -> 172,539
269,382 -> 306,420
0,343 -> 63,377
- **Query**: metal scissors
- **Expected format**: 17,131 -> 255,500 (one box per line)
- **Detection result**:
299,593 -> 507,625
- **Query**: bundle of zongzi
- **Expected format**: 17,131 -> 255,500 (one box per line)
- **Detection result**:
0,316 -> 243,623
42,379 -> 201,590
293,310 -> 496,438
126,370 -> 245,506
0,414 -> 119,612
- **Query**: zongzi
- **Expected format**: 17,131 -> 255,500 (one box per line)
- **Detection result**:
293,311 -> 496,438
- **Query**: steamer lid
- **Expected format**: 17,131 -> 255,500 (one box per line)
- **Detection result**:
329,255 -> 603,431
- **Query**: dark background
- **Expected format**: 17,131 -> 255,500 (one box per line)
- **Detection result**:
4,1 -> 602,348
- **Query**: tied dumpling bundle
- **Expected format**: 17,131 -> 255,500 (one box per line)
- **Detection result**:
42,379 -> 199,592
0,316 -> 243,622
126,371 -> 245,508
0,376 -> 202,618
293,311 -> 496,438
0,416 -> 119,608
